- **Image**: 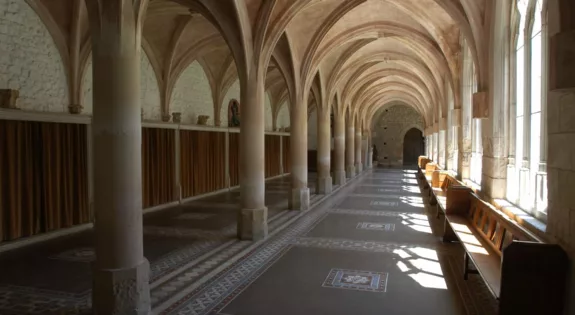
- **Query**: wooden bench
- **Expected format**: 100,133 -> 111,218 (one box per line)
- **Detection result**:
442,189 -> 568,315
430,171 -> 463,218
417,156 -> 431,175
421,162 -> 439,191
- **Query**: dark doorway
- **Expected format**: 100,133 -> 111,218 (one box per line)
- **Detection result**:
403,128 -> 424,165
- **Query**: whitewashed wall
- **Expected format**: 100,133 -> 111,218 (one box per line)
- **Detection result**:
83,52 -> 161,120
170,61 -> 214,125
277,102 -> 290,129
0,0 -> 68,112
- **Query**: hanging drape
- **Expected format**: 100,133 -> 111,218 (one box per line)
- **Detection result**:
180,130 -> 226,198
265,135 -> 282,178
283,136 -> 291,174
229,132 -> 240,187
142,128 -> 176,208
0,120 -> 89,242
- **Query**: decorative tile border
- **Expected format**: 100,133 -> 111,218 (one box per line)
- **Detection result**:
49,248 -> 95,263
378,188 -> 400,193
176,213 -> 215,220
356,222 -> 395,231
322,268 -> 388,293
328,209 -> 401,217
370,200 -> 399,207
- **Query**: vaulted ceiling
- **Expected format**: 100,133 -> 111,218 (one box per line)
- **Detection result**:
31,0 -> 490,129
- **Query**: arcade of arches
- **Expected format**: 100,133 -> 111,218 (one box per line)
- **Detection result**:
0,0 -> 575,314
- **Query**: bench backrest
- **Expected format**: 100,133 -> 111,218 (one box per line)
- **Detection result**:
424,162 -> 439,177
440,174 -> 460,190
418,156 -> 430,169
466,193 -> 541,256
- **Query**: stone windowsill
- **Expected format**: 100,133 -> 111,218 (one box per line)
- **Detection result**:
492,199 -> 548,240
463,179 -> 548,241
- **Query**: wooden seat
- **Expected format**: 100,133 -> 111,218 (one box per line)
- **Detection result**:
442,189 -> 569,314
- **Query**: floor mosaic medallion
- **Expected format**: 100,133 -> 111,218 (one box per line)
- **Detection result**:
356,222 -> 396,231
322,268 -> 388,292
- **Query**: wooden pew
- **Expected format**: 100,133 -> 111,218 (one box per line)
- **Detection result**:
421,162 -> 439,193
430,172 -> 463,218
442,190 -> 568,315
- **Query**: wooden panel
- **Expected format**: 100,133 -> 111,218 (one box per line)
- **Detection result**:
282,136 -> 291,174
0,120 -> 89,242
265,135 -> 281,178
142,128 -> 176,208
229,132 -> 240,187
180,130 -> 226,198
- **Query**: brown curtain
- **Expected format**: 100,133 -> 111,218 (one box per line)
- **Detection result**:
142,128 -> 176,208
229,132 -> 240,187
180,130 -> 226,198
283,136 -> 291,174
0,120 -> 89,242
265,135 -> 281,178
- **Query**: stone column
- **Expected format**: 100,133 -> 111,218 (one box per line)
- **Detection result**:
482,0 -> 511,199
366,131 -> 373,169
289,96 -> 310,210
460,39 -> 473,181
316,105 -> 332,194
88,3 -> 150,313
346,113 -> 356,178
334,112 -> 346,185
355,118 -> 363,173
239,73 -> 267,240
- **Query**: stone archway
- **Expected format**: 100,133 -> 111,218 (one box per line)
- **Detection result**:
403,128 -> 424,165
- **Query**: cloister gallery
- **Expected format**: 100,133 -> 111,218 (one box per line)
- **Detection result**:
0,0 -> 575,314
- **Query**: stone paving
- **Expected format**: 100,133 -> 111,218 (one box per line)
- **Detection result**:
0,169 -> 498,314
0,174 -> 329,315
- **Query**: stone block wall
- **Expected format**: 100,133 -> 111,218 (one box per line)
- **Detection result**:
170,61 -> 214,125
372,104 -> 424,165
0,0 -> 68,112
277,102 -> 290,129
546,89 -> 575,311
83,53 -> 161,120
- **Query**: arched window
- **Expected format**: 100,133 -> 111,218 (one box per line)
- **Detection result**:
508,0 -> 547,218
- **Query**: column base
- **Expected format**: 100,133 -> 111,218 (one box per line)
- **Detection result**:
346,165 -> 356,178
356,163 -> 363,173
334,170 -> 346,185
92,259 -> 151,315
238,207 -> 268,241
289,187 -> 310,211
317,177 -> 333,194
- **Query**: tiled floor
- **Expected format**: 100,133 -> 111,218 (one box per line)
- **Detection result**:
0,169 -> 498,315
0,174 -> 329,315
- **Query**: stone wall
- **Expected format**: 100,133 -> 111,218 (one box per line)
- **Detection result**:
83,52 -> 161,120
0,0 -> 68,112
546,89 -> 575,311
220,80 -> 239,126
219,79 -> 274,129
372,104 -> 424,166
170,61 -> 213,125
277,102 -> 290,129
265,94 -> 272,131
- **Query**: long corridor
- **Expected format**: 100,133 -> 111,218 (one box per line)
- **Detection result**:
0,168 -> 499,315
162,167 -> 497,315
